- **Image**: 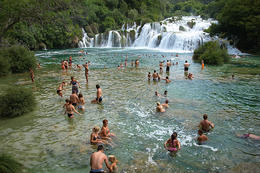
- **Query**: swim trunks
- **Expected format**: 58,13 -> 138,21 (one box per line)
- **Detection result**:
68,113 -> 73,118
96,96 -> 103,103
166,66 -> 170,72
90,169 -> 104,173
184,67 -> 189,71
72,103 -> 77,107
240,133 -> 250,139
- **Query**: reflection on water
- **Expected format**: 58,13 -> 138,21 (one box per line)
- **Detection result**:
0,48 -> 259,172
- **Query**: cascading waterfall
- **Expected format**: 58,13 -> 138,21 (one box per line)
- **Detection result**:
79,16 -> 241,53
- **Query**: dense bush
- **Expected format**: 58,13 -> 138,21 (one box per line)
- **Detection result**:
0,153 -> 23,173
193,41 -> 230,65
0,87 -> 36,118
0,46 -> 36,74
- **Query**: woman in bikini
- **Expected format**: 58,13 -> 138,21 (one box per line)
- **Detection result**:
164,132 -> 181,152
78,93 -> 85,111
90,126 -> 108,145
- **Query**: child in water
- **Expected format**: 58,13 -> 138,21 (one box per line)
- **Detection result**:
108,155 -> 118,173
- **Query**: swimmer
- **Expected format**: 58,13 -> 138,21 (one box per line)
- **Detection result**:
61,61 -> 65,71
199,114 -> 214,132
131,61 -> 134,67
57,81 -> 66,97
69,56 -> 72,68
161,100 -> 169,108
164,132 -> 181,152
156,102 -> 165,112
135,59 -> 139,67
37,63 -> 41,69
91,84 -> 103,104
70,90 -> 79,107
152,70 -> 158,81
201,60 -> 204,70
99,119 -> 116,140
155,91 -> 160,97
90,126 -> 108,145
90,145 -> 112,173
237,133 -> 260,140
117,65 -> 120,70
120,63 -> 123,68
164,90 -> 168,96
188,73 -> 194,80
65,100 -> 81,118
64,60 -> 68,72
76,64 -> 82,70
148,72 -> 151,81
162,76 -> 171,83
197,130 -> 208,145
78,93 -> 85,110
29,68 -> 34,82
108,155 -> 118,173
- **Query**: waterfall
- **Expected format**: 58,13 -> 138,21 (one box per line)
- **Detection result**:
79,16 -> 242,53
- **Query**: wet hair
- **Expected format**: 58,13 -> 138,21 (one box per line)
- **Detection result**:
65,99 -> 70,103
78,93 -> 83,98
157,102 -> 160,106
198,130 -> 203,135
148,72 -> 151,74
171,132 -> 178,143
185,60 -> 188,63
165,100 -> 169,104
203,114 -> 208,120
154,70 -> 156,73
97,145 -> 104,151
96,84 -> 100,89
62,81 -> 65,84
103,119 -> 108,124
166,76 -> 169,79
164,90 -> 167,94
72,90 -> 76,94
93,126 -> 100,132
71,76 -> 74,80
108,155 -> 117,163
69,100 -> 72,104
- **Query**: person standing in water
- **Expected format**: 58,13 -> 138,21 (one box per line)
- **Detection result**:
70,76 -> 80,94
78,93 -> 85,111
184,60 -> 190,73
152,70 -> 158,81
166,60 -> 171,73
161,100 -> 169,108
164,132 -> 181,152
57,81 -> 66,97
159,61 -> 164,73
162,76 -> 171,83
69,56 -> 72,69
91,84 -> 103,103
90,145 -> 111,173
201,60 -> 204,70
70,90 -> 79,107
199,114 -> 214,132
148,72 -> 151,81
83,62 -> 89,83
65,100 -> 81,118
156,102 -> 165,112
100,119 -> 116,140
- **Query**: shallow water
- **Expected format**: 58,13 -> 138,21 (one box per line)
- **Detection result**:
0,48 -> 260,172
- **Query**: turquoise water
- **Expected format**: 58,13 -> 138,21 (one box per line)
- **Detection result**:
0,48 -> 259,172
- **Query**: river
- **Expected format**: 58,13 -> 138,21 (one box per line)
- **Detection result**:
0,48 -> 259,172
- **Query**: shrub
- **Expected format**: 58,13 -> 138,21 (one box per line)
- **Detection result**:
193,41 -> 230,65
0,87 -> 36,118
0,55 -> 10,77
0,45 -> 36,74
0,153 -> 23,173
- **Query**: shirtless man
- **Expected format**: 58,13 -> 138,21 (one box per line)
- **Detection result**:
184,60 -> 190,72
199,114 -> 214,132
162,100 -> 169,108
197,130 -> 208,144
159,61 -> 164,73
152,70 -> 158,81
65,100 -> 81,118
83,62 -> 89,83
155,91 -> 160,97
135,59 -> 139,67
70,91 -> 79,107
57,82 -> 66,97
90,145 -> 111,173
148,72 -> 151,81
162,76 -> 171,83
91,84 -> 103,103
156,102 -> 165,112
166,60 -> 171,73
64,60 -> 68,72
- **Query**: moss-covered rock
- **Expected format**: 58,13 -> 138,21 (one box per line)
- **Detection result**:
187,20 -> 196,29
0,153 -> 23,173
179,26 -> 186,31
156,34 -> 162,46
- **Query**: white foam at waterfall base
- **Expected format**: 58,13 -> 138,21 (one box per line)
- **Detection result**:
79,16 -> 243,54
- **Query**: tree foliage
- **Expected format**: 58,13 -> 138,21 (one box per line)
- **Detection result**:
0,87 -> 36,118
193,41 -> 230,65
